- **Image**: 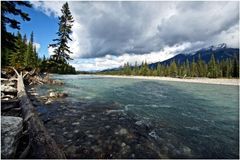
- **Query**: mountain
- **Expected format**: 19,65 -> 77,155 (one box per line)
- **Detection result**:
100,43 -> 239,72
149,43 -> 239,69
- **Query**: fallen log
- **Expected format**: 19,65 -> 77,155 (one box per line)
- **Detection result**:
1,99 -> 20,111
12,68 -> 66,158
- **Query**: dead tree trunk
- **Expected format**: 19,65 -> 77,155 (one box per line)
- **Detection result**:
12,68 -> 66,158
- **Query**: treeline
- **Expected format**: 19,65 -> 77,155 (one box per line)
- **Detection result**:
100,54 -> 239,78
2,31 -> 76,74
3,31 -> 40,69
41,58 -> 76,74
1,1 -> 76,74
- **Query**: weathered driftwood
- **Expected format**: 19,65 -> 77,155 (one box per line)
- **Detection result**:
12,68 -> 66,159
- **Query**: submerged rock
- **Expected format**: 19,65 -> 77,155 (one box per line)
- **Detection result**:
45,99 -> 52,104
49,91 -> 68,98
49,92 -> 57,97
106,109 -> 124,115
149,130 -> 159,140
181,146 -> 192,156
118,128 -> 128,135
72,122 -> 80,126
52,80 -> 64,85
30,92 -> 39,96
1,116 -> 23,158
121,142 -> 126,147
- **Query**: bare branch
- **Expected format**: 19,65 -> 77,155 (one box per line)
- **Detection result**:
23,72 -> 29,78
11,67 -> 20,76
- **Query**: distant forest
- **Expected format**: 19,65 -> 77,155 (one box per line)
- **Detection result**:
100,54 -> 239,78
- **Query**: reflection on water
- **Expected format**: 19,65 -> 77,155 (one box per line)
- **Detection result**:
32,75 -> 239,158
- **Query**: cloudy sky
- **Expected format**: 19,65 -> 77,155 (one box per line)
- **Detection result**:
15,1 -> 239,71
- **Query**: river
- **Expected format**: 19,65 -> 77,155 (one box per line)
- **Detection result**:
31,74 -> 239,158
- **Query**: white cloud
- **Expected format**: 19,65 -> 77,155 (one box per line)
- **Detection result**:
71,43 -> 190,71
33,42 -> 41,52
31,1 -> 63,17
48,46 -> 55,56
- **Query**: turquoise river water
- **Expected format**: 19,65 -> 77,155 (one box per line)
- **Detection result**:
33,75 -> 239,158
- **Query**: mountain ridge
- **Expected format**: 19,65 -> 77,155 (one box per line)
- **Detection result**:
100,44 -> 239,72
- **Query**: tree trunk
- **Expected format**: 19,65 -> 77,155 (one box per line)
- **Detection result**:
14,69 -> 66,158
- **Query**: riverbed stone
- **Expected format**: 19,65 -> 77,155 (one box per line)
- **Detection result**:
49,92 -> 57,97
105,125 -> 111,129
119,128 -> 128,135
31,92 -> 39,96
74,130 -> 79,133
58,93 -> 68,98
72,122 -> 80,126
1,116 -> 23,158
181,146 -> 191,155
121,142 -> 126,147
45,99 -> 52,104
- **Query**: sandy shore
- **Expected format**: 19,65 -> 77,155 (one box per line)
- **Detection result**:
96,75 -> 239,86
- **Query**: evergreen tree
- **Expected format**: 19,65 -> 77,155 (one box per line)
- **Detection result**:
232,55 -> 239,77
49,2 -> 74,63
25,32 -> 35,68
185,59 -> 190,76
197,54 -> 206,77
10,32 -> 25,68
33,45 -> 39,66
134,61 -> 139,75
169,59 -> 177,77
157,63 -> 161,76
43,55 -> 46,62
191,58 -> 197,77
141,61 -> 149,76
208,54 -> 217,78
22,34 -> 28,66
1,1 -> 31,66
123,62 -> 131,75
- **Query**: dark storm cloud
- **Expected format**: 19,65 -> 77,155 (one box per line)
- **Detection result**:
157,1 -> 239,46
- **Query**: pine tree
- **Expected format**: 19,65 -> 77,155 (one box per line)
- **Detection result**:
49,2 -> 74,63
208,54 -> 217,78
10,32 -> 25,68
1,1 -> 31,67
185,59 -> 190,77
33,45 -> 39,66
123,62 -> 131,75
134,61 -> 138,75
43,55 -> 46,62
169,59 -> 177,77
197,54 -> 206,77
232,55 -> 239,77
22,34 -> 28,66
25,32 -> 35,68
191,58 -> 197,77
157,63 -> 161,76
142,61 -> 149,76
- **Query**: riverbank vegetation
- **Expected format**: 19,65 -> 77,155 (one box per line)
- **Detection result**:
100,54 -> 239,78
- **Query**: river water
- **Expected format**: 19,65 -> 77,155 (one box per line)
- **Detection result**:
32,75 -> 239,158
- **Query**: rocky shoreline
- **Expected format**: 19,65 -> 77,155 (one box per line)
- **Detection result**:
1,74 -> 23,158
1,68 -> 66,158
